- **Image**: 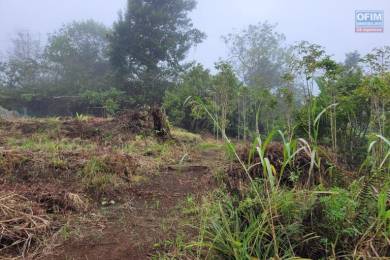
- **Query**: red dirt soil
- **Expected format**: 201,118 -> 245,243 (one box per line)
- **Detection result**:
43,149 -> 220,260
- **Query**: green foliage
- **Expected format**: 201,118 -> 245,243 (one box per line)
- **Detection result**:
109,0 -> 205,104
0,20 -> 115,116
378,189 -> 390,232
223,22 -> 297,137
223,21 -> 287,89
104,98 -> 119,115
318,188 -> 358,237
191,185 -> 316,259
1,31 -> 43,89
190,140 -> 389,258
164,64 -> 213,130
212,61 -> 240,136
183,98 -> 390,258
75,112 -> 90,122
45,20 -> 111,95
81,88 -> 125,115
165,61 -> 241,137
365,134 -> 390,172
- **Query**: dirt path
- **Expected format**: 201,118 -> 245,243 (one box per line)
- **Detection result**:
48,149 -> 222,260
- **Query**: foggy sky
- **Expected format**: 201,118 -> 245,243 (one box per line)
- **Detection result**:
0,0 -> 389,69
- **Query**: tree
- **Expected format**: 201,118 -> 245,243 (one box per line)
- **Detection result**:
2,31 -> 43,89
223,22 -> 294,137
164,63 -> 213,130
363,47 -> 390,138
317,57 -> 342,151
292,41 -> 327,141
109,0 -> 205,105
45,20 -> 111,95
315,52 -> 372,166
212,61 -> 240,138
364,46 -> 390,75
344,51 -> 361,71
0,60 -> 7,88
0,22 -> 120,116
280,50 -> 300,138
360,47 -> 390,164
236,85 -> 250,140
224,22 -> 287,90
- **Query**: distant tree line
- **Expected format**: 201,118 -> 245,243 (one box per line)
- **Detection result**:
163,22 -> 389,167
0,0 -> 204,116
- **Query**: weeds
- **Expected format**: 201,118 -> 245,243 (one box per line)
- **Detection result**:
184,97 -> 390,259
197,142 -> 224,151
6,134 -> 93,153
58,223 -> 74,241
81,157 -> 123,196
172,128 -> 203,144
75,113 -> 91,122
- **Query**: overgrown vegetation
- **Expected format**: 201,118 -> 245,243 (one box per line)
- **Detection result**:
0,0 -> 389,258
187,131 -> 390,259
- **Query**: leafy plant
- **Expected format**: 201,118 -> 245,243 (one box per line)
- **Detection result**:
75,112 -> 90,122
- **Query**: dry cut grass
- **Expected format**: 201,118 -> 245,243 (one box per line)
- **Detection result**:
0,193 -> 51,259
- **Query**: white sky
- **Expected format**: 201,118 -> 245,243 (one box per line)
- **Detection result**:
0,0 -> 389,68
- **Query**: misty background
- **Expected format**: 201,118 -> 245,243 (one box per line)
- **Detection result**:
0,0 -> 389,69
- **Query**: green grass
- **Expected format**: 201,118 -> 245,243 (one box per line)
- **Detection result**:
196,142 -> 224,151
6,134 -> 95,153
171,128 -> 203,144
50,157 -> 67,168
75,113 -> 92,122
120,138 -> 182,168
81,157 -> 123,195
177,195 -> 199,216
58,223 -> 77,241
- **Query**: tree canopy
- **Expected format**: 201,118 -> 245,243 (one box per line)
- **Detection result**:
109,0 -> 205,104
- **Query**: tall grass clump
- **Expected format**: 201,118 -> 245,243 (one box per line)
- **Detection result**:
192,183 -> 317,259
81,157 -> 122,196
186,97 -> 390,259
